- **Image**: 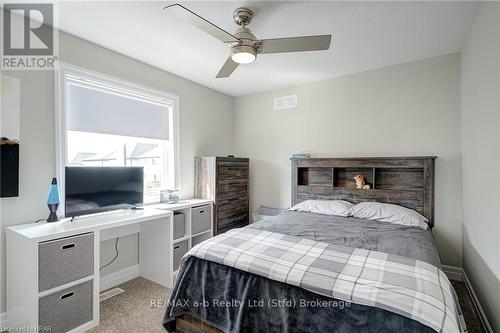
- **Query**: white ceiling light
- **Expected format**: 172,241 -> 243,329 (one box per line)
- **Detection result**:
231,45 -> 256,64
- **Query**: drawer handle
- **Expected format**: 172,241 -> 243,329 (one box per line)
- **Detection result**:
227,197 -> 239,202
174,245 -> 180,250
60,291 -> 74,300
198,210 -> 204,214
61,243 -> 76,250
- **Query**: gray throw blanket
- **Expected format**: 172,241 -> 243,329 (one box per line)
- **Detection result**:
182,228 -> 465,333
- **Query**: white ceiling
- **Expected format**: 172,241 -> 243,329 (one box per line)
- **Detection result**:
56,1 -> 479,96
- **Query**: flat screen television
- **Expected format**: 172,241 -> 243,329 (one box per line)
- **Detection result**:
65,166 -> 144,218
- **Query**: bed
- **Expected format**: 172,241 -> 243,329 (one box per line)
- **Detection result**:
163,157 -> 465,333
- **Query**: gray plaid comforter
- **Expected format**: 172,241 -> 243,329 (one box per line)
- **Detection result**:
181,228 -> 465,333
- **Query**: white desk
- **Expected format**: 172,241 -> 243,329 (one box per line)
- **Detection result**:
5,199 -> 213,332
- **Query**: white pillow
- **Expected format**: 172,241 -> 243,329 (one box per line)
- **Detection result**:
349,202 -> 429,230
289,200 -> 353,217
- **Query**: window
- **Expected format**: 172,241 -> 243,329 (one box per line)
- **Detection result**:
57,64 -> 179,207
66,132 -> 169,202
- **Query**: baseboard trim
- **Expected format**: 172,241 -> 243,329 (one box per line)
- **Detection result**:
442,264 -> 464,281
442,265 -> 493,333
462,270 -> 494,333
100,264 -> 139,292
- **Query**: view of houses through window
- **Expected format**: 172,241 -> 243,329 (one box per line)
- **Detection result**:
67,131 -> 171,203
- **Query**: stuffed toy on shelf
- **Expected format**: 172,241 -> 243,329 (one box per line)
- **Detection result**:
354,175 -> 370,190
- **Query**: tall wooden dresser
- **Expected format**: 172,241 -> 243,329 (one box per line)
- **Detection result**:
195,156 -> 249,235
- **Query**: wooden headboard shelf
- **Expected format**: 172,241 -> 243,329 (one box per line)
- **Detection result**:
291,157 -> 436,227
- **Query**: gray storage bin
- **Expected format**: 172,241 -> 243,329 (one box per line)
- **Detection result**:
192,205 -> 211,235
173,212 -> 186,240
192,232 -> 211,247
38,233 -> 94,292
252,206 -> 287,223
39,279 -> 93,333
173,239 -> 189,272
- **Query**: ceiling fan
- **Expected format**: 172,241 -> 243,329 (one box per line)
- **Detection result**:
164,4 -> 332,78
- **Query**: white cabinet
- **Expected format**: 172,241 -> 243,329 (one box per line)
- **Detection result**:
6,229 -> 100,332
5,199 -> 213,332
152,202 -> 213,273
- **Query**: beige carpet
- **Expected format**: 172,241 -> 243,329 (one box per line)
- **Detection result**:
88,277 -> 170,333
89,278 -> 486,333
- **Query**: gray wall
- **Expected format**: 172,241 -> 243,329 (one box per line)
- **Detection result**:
0,30 -> 235,312
461,2 -> 500,331
234,54 -> 463,267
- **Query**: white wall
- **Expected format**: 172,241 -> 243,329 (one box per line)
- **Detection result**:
235,53 -> 462,267
461,2 -> 500,331
0,30 -> 234,312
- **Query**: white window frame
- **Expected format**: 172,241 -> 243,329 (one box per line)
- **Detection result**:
55,63 -> 180,214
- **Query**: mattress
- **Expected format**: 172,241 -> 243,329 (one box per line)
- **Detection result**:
163,211 -> 443,333
248,211 -> 441,267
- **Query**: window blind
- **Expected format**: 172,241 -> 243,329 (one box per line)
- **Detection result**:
66,76 -> 170,140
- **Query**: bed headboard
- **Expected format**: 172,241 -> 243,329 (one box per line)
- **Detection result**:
291,156 -> 436,227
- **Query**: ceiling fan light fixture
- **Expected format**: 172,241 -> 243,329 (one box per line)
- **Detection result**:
231,45 -> 256,64
164,5 -> 332,78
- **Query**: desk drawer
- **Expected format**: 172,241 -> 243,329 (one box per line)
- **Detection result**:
192,205 -> 211,235
192,232 -> 211,247
39,233 -> 94,292
39,279 -> 93,333
173,212 -> 186,240
173,240 -> 189,272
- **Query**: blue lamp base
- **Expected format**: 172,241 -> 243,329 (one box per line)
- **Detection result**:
47,203 -> 59,222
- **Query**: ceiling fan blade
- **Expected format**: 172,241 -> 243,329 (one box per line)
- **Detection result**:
164,4 -> 240,43
259,35 -> 332,54
216,57 -> 239,78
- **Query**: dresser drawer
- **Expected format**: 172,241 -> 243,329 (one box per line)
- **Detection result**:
218,196 -> 247,213
192,205 -> 211,235
217,205 -> 248,219
218,190 -> 247,206
218,218 -> 249,234
218,178 -> 248,193
217,213 -> 249,232
218,165 -> 248,180
39,279 -> 93,333
38,233 -> 94,292
217,160 -> 248,168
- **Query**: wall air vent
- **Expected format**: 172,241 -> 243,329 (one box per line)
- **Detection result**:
274,94 -> 297,110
